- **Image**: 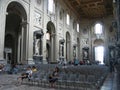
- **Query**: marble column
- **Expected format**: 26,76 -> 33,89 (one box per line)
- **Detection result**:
0,3 -> 7,64
51,33 -> 56,62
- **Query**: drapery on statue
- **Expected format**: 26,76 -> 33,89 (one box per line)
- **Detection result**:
35,39 -> 40,55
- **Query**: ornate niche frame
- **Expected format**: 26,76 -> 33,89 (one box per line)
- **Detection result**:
82,47 -> 89,61
33,29 -> 44,64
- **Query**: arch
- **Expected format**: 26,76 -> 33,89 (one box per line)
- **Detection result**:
4,1 -> 27,64
46,21 -> 56,63
94,39 -> 104,46
47,21 -> 56,33
66,32 -> 71,61
7,1 -> 27,20
66,32 -> 70,41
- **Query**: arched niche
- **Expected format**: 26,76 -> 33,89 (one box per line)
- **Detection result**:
4,1 -> 27,64
46,21 -> 56,63
94,39 -> 104,46
66,32 -> 71,61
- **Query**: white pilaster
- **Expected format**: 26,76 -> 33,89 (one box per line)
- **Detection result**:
0,1 -> 6,64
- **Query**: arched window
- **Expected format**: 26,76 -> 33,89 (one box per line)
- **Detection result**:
66,14 -> 70,25
94,23 -> 103,34
48,0 -> 54,13
77,23 -> 79,32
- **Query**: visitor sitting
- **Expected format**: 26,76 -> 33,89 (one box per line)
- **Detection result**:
11,64 -> 18,74
0,64 -> 4,73
17,66 -> 32,84
32,66 -> 37,72
49,67 -> 59,88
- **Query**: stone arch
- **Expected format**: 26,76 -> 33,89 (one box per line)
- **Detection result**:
94,39 -> 104,46
4,1 -> 27,64
46,21 -> 56,63
66,32 -> 71,61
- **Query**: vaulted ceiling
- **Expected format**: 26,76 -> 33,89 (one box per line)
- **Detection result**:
63,0 -> 113,19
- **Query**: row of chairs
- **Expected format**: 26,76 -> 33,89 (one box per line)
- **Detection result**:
62,65 -> 108,88
21,65 -> 109,90
22,71 -> 96,89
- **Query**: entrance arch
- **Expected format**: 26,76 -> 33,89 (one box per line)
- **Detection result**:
4,2 -> 27,64
46,21 -> 56,63
94,39 -> 104,64
66,32 -> 71,61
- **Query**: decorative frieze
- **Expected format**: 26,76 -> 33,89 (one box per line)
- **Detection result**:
34,11 -> 42,27
81,38 -> 89,46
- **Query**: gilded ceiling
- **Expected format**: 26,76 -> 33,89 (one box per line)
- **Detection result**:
63,0 -> 113,19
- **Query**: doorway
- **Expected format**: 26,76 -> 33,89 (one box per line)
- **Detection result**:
95,46 -> 104,64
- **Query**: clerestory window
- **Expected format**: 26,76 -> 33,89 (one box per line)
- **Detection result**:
94,23 -> 103,34
48,0 -> 54,13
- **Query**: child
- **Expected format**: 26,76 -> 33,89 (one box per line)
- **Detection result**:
17,66 -> 32,84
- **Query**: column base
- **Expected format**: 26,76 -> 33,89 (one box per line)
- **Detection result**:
27,58 -> 35,64
33,55 -> 43,64
42,59 -> 48,64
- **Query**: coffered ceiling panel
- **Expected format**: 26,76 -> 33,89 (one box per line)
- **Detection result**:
62,0 -> 113,19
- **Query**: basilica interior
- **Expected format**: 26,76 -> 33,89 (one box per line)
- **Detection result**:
0,0 -> 120,90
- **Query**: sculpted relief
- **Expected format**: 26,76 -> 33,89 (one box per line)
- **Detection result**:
34,12 -> 42,27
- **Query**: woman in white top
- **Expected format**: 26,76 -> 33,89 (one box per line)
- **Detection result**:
17,66 -> 33,83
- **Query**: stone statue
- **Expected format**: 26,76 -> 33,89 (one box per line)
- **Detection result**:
84,51 -> 88,58
35,39 -> 40,55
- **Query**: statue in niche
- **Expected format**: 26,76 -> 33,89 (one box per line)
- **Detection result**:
35,39 -> 40,55
73,47 -> 76,58
83,48 -> 89,60
33,30 -> 44,56
84,51 -> 88,58
33,34 -> 40,55
110,50 -> 114,58
59,44 -> 62,56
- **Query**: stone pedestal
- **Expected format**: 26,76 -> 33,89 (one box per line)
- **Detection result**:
33,55 -> 43,64
27,58 -> 35,64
